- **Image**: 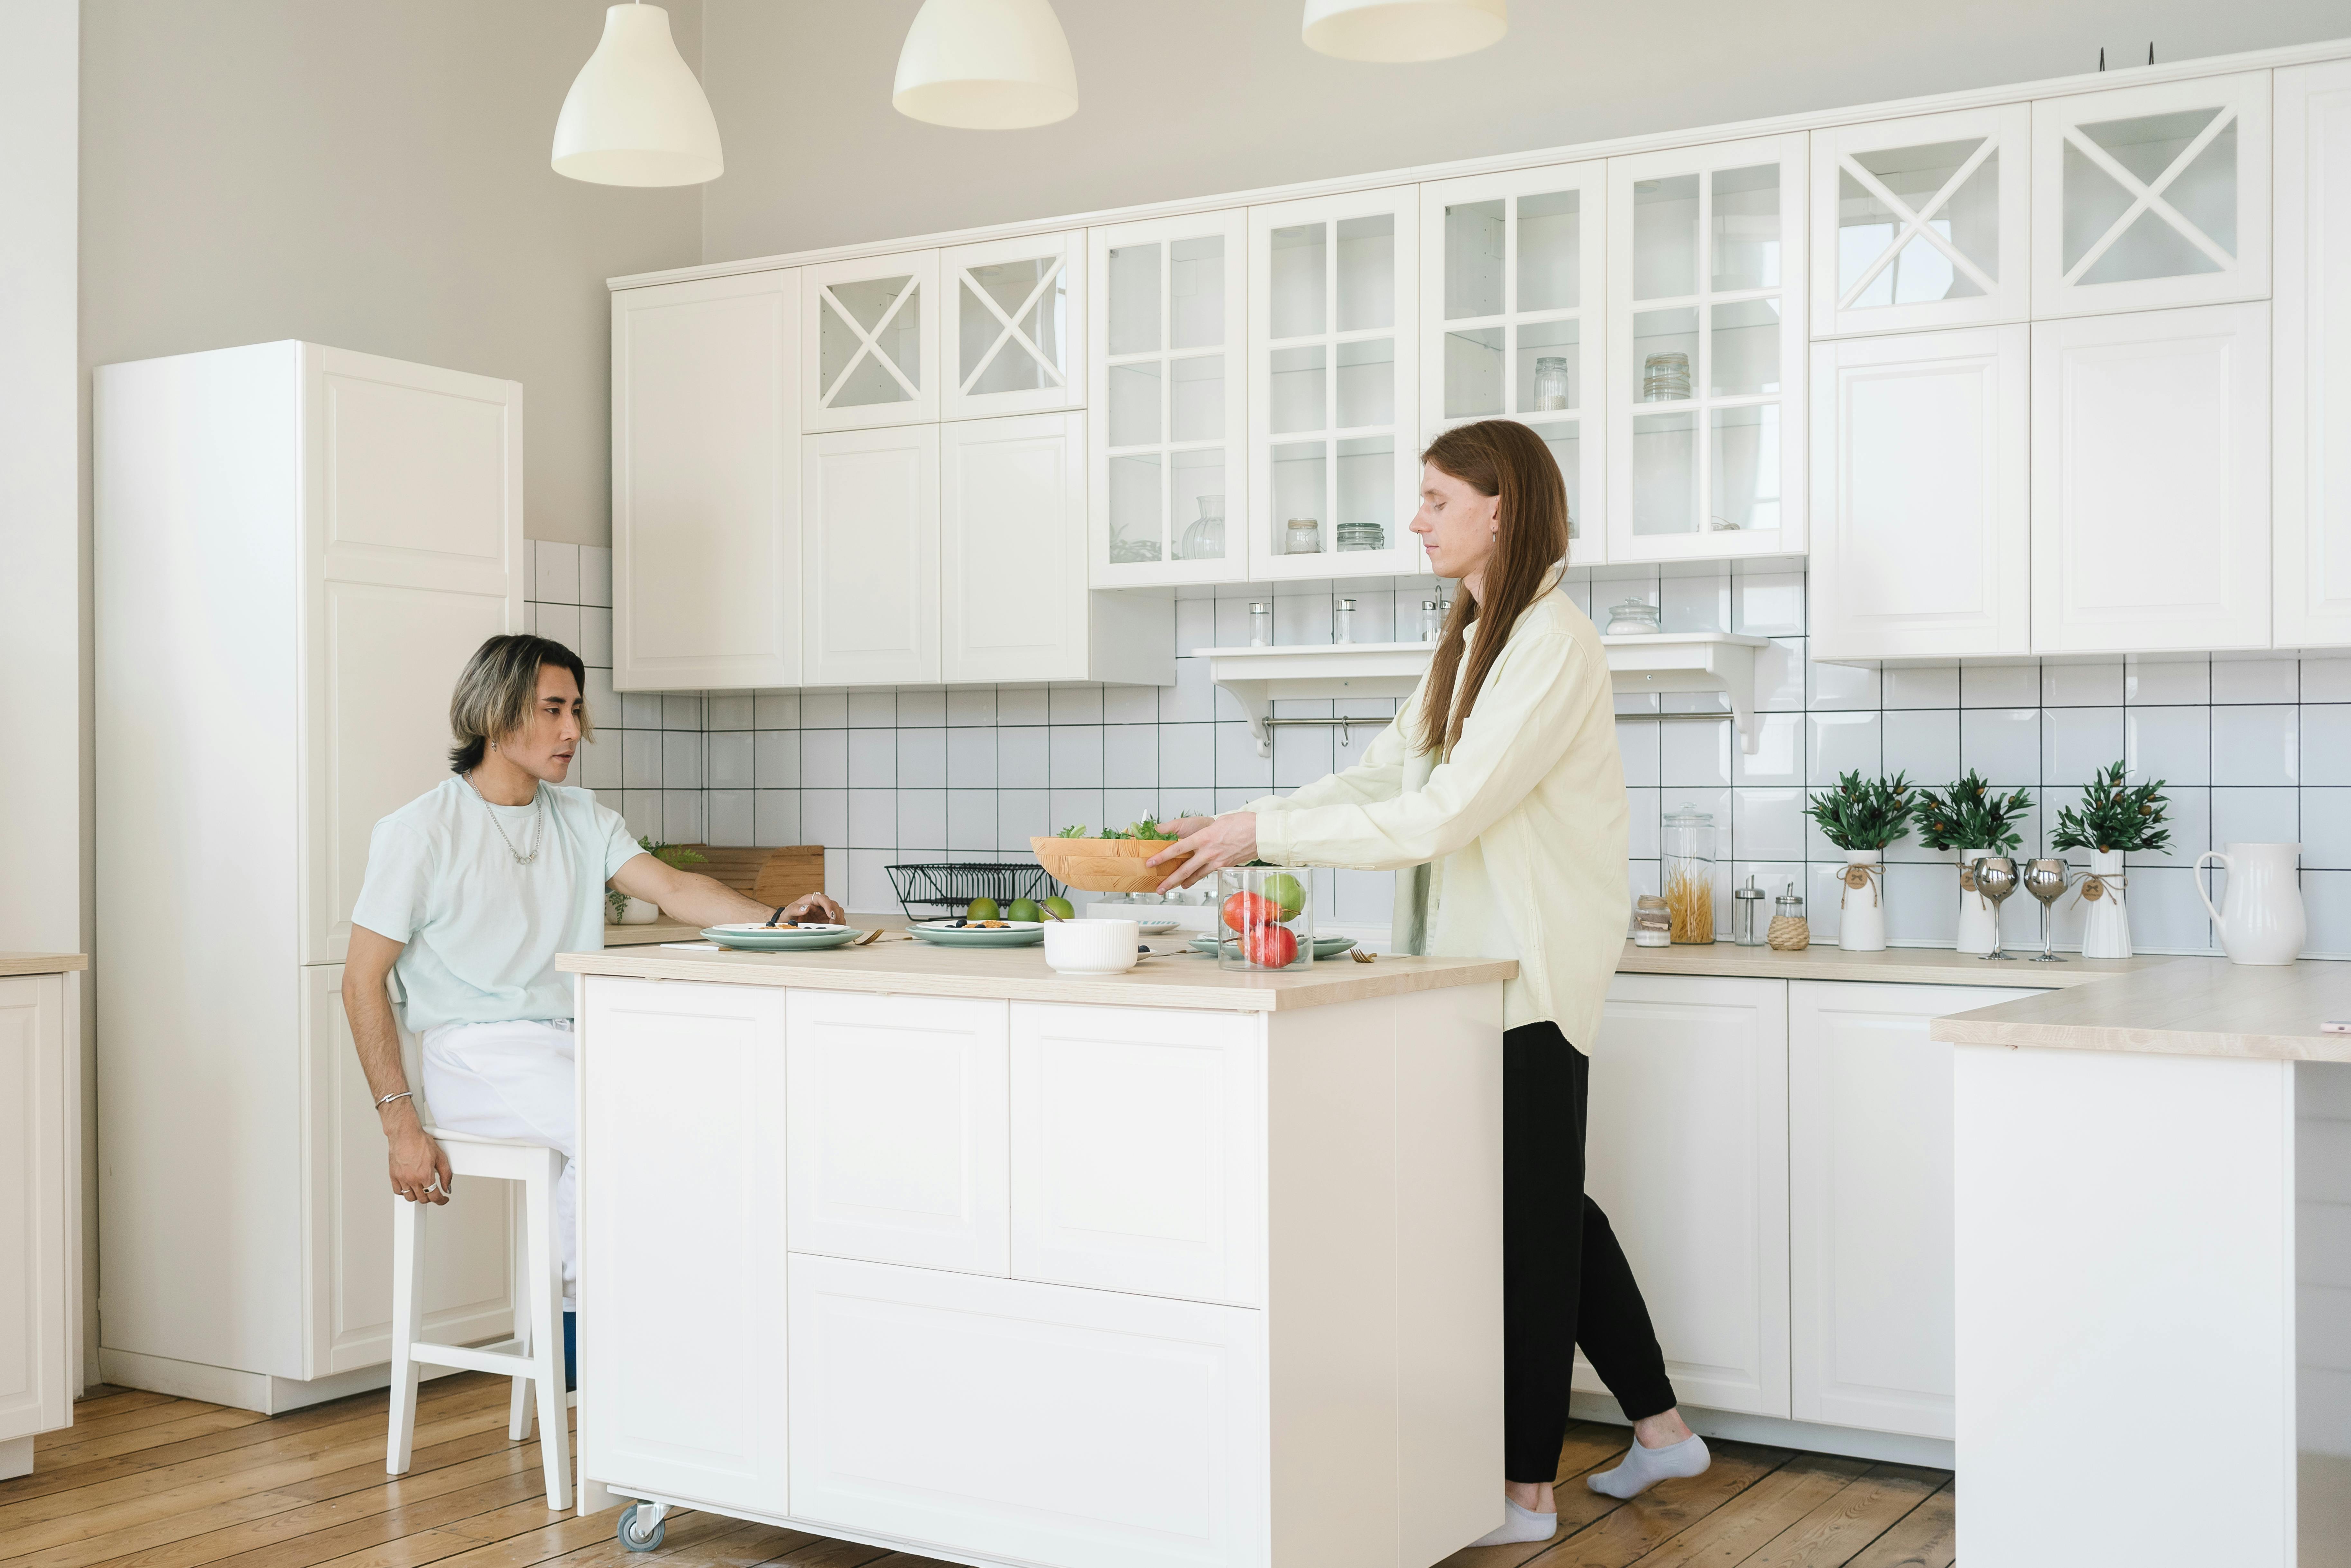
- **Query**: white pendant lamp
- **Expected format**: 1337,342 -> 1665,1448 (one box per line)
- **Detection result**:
1300,0 -> 1507,62
893,0 -> 1080,130
551,2 -> 723,186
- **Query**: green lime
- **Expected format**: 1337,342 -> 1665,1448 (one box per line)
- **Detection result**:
1041,896 -> 1075,920
967,897 -> 1001,921
1007,898 -> 1043,924
1261,872 -> 1307,920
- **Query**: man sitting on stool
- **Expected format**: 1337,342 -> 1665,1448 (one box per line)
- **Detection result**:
344,633 -> 842,1384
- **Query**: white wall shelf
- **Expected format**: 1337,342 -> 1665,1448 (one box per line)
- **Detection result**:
1603,632 -> 1772,753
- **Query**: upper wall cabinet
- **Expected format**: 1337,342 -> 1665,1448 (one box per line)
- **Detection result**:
1810,105 -> 2030,337
802,424 -> 942,685
612,271 -> 803,691
1420,161 -> 1607,565
1606,134 -> 1808,562
1249,187 -> 1424,580
2275,59 -> 2351,650
2032,72 -> 2272,318
942,231 -> 1086,421
804,250 -> 940,431
1089,210 -> 1249,587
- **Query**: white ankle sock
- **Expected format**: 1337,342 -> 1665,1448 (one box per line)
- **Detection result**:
1586,1432 -> 1710,1499
1467,1498 -> 1557,1547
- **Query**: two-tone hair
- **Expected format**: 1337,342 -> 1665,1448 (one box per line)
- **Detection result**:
447,634 -> 591,773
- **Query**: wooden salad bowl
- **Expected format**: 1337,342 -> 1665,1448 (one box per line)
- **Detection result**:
1030,836 -> 1173,894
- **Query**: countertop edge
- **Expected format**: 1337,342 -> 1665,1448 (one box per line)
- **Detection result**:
0,953 -> 89,977
1929,1012 -> 2351,1062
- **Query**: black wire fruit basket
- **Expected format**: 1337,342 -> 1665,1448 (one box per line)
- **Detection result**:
886,862 -> 1066,920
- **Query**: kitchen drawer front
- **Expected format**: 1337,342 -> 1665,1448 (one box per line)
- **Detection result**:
786,991 -> 1010,1276
787,1255 -> 1268,1568
1010,1003 -> 1264,1306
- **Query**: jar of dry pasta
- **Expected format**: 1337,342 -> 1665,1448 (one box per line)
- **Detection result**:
1661,805 -> 1717,945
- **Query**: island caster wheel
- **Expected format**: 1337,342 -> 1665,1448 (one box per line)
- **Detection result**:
617,1503 -> 665,1551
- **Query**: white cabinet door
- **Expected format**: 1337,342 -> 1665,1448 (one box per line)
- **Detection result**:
1420,160 -> 1607,563
2031,302 -> 2271,654
788,1255 -> 1268,1568
578,977 -> 788,1517
1809,326 -> 2030,662
1249,186 -> 1423,579
1576,973 -> 1789,1416
802,424 -> 941,685
1811,103 -> 2031,337
2032,72 -> 2271,318
300,966 -> 513,1377
611,270 -> 802,691
942,412 -> 1087,685
1788,981 -> 2034,1440
786,990 -> 1010,1275
0,976 -> 68,1446
300,347 -> 521,966
804,250 -> 940,431
2275,60 -> 2351,649
943,230 -> 1086,420
1606,134 -> 1808,561
1009,1003 -> 1263,1307
1091,209 -> 1250,586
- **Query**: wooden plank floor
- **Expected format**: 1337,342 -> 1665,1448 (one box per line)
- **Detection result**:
3,1379 -> 1952,1568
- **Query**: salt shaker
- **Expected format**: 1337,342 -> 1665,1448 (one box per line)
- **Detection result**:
1418,599 -> 1444,641
1249,602 -> 1271,647
1732,874 -> 1766,946
1334,597 -> 1356,644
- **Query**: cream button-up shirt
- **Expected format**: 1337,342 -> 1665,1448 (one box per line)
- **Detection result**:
1248,581 -> 1628,1049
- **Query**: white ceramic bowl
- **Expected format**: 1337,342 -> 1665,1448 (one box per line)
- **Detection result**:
1043,917 -> 1141,975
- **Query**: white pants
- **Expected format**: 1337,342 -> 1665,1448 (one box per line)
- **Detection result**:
420,1019 -> 578,1310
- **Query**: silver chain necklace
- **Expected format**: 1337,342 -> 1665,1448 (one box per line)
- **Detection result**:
462,772 -> 545,866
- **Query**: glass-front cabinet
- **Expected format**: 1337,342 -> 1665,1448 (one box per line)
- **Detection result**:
1088,210 -> 1249,585
1810,105 -> 2029,337
1248,187 -> 1423,579
2031,72 -> 2271,317
941,231 -> 1086,420
1606,134 -> 1808,561
803,250 -> 940,431
1420,161 -> 1607,564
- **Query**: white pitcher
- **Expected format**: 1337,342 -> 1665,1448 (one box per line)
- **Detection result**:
2194,842 -> 2306,966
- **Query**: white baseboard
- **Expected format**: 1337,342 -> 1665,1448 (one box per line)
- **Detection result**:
98,1343 -> 478,1416
1568,1393 -> 1955,1469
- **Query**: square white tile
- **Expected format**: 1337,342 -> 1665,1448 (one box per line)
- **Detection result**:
754,789 -> 801,846
662,694 -> 701,730
1731,787 -> 1805,862
948,727 -> 996,788
948,790 -> 996,852
1050,725 -> 1106,787
801,691 -> 848,728
578,733 -> 622,790
897,688 -> 947,727
2210,706 -> 2298,787
1616,719 -> 1661,788
535,602 -> 580,653
2302,788 -> 2351,869
1160,723 -> 1215,789
533,540 -> 579,604
946,687 -> 996,726
755,731 -> 801,788
850,788 -> 897,847
1104,685 -> 1158,724
1882,708 -> 1958,786
1960,663 -> 2040,707
898,727 -> 947,789
2210,658 -> 2298,704
997,726 -> 1049,788
2124,705 -> 2210,787
1105,725 -> 1158,788
1732,713 -> 1804,787
2041,661 -> 2122,707
801,729 -> 849,789
662,790 -> 703,844
706,731 -> 754,789
1049,789 -> 1106,837
1806,657 -> 1880,712
995,789 -> 1050,850
2302,658 -> 2351,704
1216,720 -> 1273,790
661,731 -> 703,789
706,790 -> 754,848
2120,866 -> 2212,953
2124,659 -> 2209,705
2210,787 -> 2299,849
1959,708 -> 2039,783
1732,572 -> 1804,637
1659,717 -> 1732,789
1882,664 -> 1958,710
897,789 -> 947,849
998,687 -> 1050,724
578,545 -> 612,608
1050,684 -> 1106,724
848,691 -> 896,728
1658,571 -> 1729,634
1808,711 -> 1882,786
755,690 -> 802,729
706,693 -> 753,730
2042,708 -> 2123,787
2302,870 -> 2351,957
622,731 -> 663,789
2303,706 -> 2351,787
1751,640 -> 1806,711
848,728 -> 896,788
578,606 -> 614,668
621,692 -> 662,729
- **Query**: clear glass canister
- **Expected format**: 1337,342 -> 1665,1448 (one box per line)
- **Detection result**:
1249,601 -> 1271,646
1419,599 -> 1443,641
1216,866 -> 1315,971
1533,355 -> 1570,410
1334,597 -> 1356,644
1633,894 -> 1671,947
1662,805 -> 1716,944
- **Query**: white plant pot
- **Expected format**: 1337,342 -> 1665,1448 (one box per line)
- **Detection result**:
1838,850 -> 1887,952
2078,850 -> 2131,959
618,896 -> 661,925
1954,848 -> 1997,955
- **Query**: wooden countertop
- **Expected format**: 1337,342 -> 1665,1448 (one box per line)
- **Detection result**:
1928,955 -> 2351,1063
0,952 -> 88,977
1614,940 -> 2174,988
560,935 -> 1513,1012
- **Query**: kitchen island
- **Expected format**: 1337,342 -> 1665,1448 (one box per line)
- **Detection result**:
555,938 -> 1514,1568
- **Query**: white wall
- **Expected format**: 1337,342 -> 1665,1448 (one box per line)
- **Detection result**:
701,0 -> 2351,262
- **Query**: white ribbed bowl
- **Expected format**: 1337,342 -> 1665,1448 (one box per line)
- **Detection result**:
1043,918 -> 1140,975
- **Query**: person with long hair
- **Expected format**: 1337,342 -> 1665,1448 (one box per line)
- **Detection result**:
1147,419 -> 1706,1546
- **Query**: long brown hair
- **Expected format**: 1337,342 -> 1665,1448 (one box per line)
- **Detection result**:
1415,420 -> 1571,757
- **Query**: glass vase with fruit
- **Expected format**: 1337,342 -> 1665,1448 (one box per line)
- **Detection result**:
1216,865 -> 1314,971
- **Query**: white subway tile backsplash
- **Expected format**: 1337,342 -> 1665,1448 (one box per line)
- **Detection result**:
2212,658 -> 2299,705
947,727 -> 996,788
1104,684 -> 1158,724
1808,711 -> 1880,785
1049,725 -> 1106,787
2041,661 -> 2123,708
533,540 -> 579,605
848,691 -> 896,728
578,606 -> 614,668
997,687 -> 1050,724
662,694 -> 702,731
1960,663 -> 2039,707
1882,708 -> 1958,787
1660,717 -> 1732,790
802,789 -> 847,846
755,730 -> 801,788
1106,725 -> 1158,789
2212,706 -> 2298,787
623,730 -> 664,789
848,788 -> 896,846
848,729 -> 896,788
801,729 -> 849,789
755,789 -> 802,845
578,545 -> 612,609
2043,707 -> 2123,788
707,693 -> 754,730
1960,708 -> 2039,783
706,731 -> 754,789
2303,659 -> 2351,704
2125,659 -> 2209,705
536,602 -> 581,654
898,727 -> 947,789
755,689 -> 802,730
707,789 -> 754,848
998,726 -> 1049,788
1882,664 -> 1959,710
2211,786 -> 2299,848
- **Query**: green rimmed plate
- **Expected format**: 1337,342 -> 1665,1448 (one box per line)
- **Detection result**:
700,923 -> 863,952
1188,935 -> 1360,960
910,920 -> 1046,948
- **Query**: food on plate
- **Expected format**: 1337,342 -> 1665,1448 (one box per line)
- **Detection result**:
1221,889 -> 1276,933
1260,872 -> 1307,920
966,897 -> 1001,921
1006,897 -> 1043,924
1241,924 -> 1300,968
1040,895 -> 1075,920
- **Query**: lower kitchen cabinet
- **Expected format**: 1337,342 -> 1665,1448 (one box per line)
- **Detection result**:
0,973 -> 73,1473
1787,980 -> 2032,1440
577,977 -> 788,1517
1578,973 -> 1790,1417
787,1255 -> 1267,1568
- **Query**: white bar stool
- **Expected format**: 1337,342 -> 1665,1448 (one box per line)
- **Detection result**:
385,1127 -> 572,1511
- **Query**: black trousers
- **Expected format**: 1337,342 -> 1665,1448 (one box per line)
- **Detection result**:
1504,1020 -> 1678,1482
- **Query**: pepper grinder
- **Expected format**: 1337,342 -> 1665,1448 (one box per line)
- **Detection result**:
1732,874 -> 1767,946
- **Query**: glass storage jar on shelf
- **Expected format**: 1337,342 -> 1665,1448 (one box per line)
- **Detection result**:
1662,805 -> 1717,944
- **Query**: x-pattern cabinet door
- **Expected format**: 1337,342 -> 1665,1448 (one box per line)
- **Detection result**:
1090,209 -> 1250,586
1420,161 -> 1607,564
804,250 -> 941,431
1249,186 -> 1424,579
1811,104 -> 2030,337
2032,71 -> 2271,318
942,231 -> 1087,421
1605,133 -> 1808,562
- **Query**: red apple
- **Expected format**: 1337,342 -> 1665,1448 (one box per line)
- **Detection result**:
1221,890 -> 1275,933
1242,923 -> 1299,968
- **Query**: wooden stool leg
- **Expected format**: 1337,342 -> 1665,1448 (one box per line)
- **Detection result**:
508,1180 -> 533,1440
386,1194 -> 426,1475
524,1149 -> 572,1511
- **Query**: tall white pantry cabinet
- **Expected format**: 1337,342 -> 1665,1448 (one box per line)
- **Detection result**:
95,342 -> 523,1412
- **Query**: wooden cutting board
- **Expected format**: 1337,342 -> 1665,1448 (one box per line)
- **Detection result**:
673,844 -> 827,908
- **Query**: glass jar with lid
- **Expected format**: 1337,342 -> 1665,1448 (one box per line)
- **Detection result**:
1284,518 -> 1323,555
1606,598 -> 1661,635
1662,805 -> 1716,944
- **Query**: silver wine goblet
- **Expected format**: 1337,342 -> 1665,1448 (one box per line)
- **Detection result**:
2024,858 -> 2072,962
1971,856 -> 2019,960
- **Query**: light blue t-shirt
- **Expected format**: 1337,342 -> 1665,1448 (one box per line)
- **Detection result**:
350,778 -> 645,1032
